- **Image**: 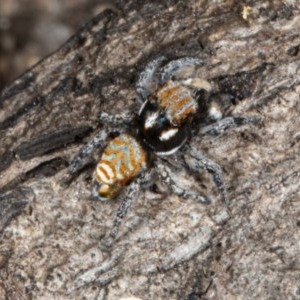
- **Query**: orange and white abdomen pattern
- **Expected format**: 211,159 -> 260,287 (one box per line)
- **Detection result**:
93,134 -> 147,200
156,80 -> 198,125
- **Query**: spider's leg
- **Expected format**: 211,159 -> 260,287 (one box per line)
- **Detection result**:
136,56 -> 166,102
181,78 -> 212,93
99,111 -> 135,126
159,57 -> 206,84
182,147 -> 229,207
201,115 -> 261,137
63,129 -> 109,184
108,169 -> 154,241
156,160 -> 210,204
109,181 -> 140,239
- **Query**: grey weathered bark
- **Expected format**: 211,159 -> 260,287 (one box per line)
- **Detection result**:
0,1 -> 300,299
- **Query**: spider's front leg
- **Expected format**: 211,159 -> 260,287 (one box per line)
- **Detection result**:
159,57 -> 206,84
182,146 -> 229,207
201,115 -> 262,137
98,111 -> 136,127
136,56 -> 166,102
155,160 -> 210,204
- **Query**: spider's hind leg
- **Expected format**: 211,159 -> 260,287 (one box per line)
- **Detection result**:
109,180 -> 141,240
62,129 -> 110,185
106,170 -> 154,244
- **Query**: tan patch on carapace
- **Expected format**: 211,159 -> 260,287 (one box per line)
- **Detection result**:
156,81 -> 197,125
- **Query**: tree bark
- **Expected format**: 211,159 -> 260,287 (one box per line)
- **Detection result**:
0,1 -> 300,299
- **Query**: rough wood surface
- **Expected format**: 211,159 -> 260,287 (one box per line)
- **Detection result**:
0,1 -> 300,299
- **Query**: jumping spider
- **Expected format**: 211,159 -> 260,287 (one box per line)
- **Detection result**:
66,57 -> 255,240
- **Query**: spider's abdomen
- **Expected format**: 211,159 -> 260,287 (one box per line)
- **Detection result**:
93,134 -> 147,200
156,80 -> 198,125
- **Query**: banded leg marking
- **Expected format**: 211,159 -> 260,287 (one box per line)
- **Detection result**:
183,147 -> 229,207
136,56 -> 166,102
156,160 -> 210,204
159,57 -> 206,84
